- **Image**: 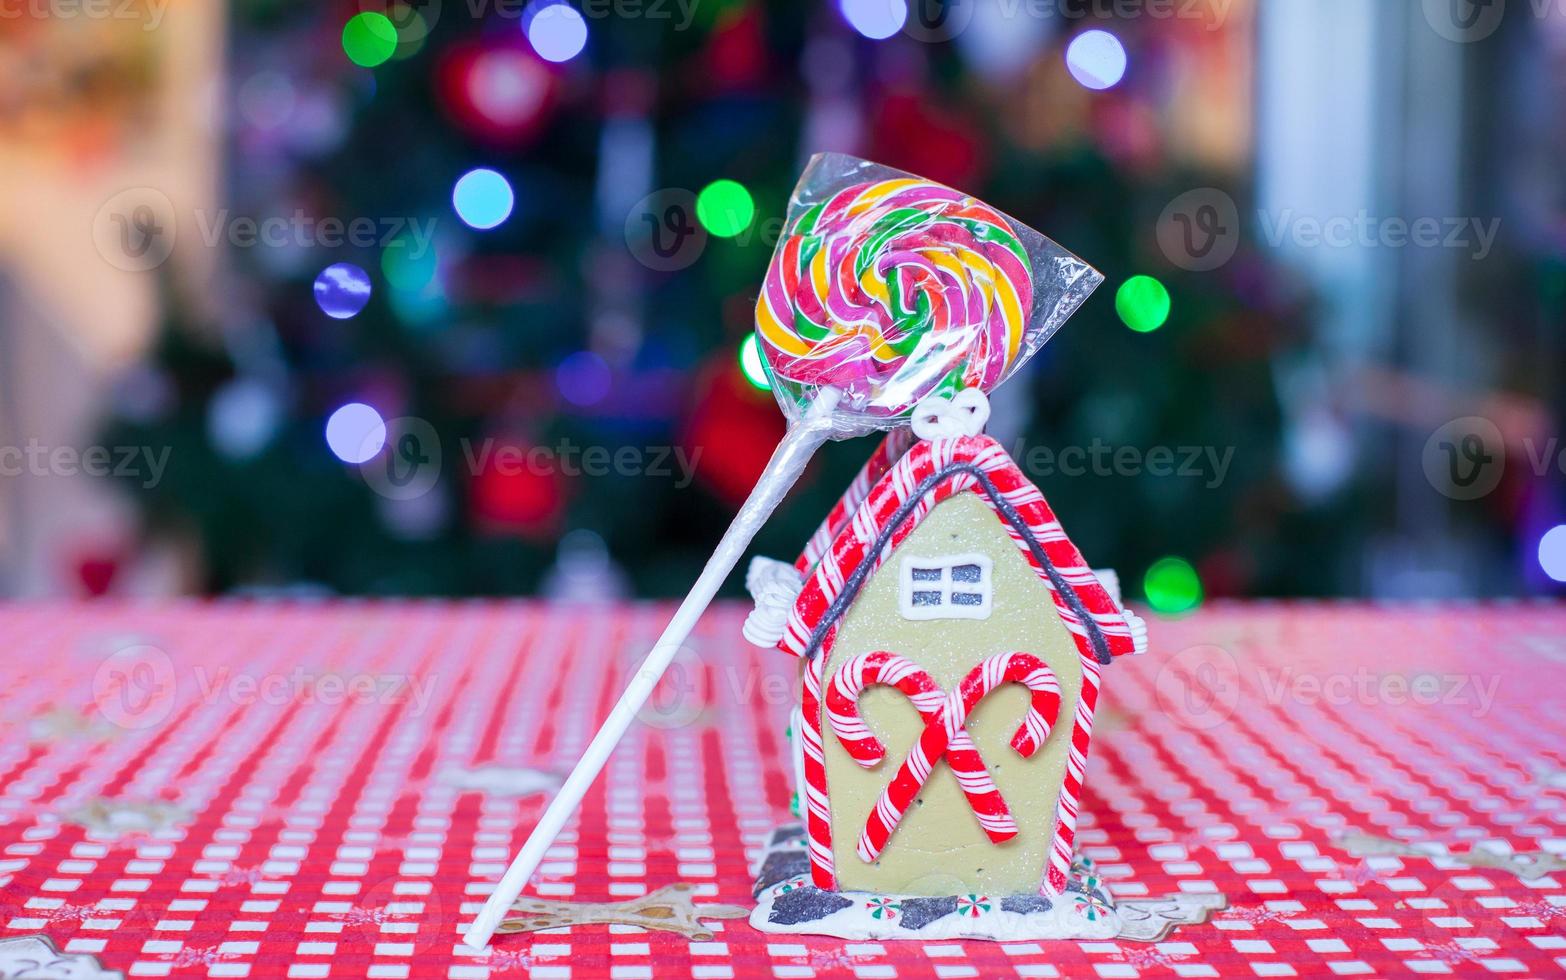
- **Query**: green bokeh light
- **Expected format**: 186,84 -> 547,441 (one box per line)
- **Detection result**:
738,333 -> 772,390
1115,275 -> 1171,333
1144,556 -> 1203,615
342,12 -> 398,68
696,179 -> 755,238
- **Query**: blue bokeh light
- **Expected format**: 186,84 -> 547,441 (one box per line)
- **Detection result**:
313,262 -> 373,319
452,168 -> 516,230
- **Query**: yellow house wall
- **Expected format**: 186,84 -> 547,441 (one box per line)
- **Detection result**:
819,492 -> 1085,896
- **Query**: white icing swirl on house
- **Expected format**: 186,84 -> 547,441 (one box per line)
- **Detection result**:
911,388 -> 990,441
744,556 -> 804,648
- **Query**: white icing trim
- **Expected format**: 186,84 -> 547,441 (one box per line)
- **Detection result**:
1091,568 -> 1121,607
1089,568 -> 1147,655
744,556 -> 804,648
1125,610 -> 1149,656
911,389 -> 990,441
898,553 -> 993,621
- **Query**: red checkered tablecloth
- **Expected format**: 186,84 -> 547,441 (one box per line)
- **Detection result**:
2,600 -> 1564,978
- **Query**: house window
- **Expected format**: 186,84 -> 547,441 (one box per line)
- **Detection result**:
898,554 -> 993,621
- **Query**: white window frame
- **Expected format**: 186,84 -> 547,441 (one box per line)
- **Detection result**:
898,553 -> 993,621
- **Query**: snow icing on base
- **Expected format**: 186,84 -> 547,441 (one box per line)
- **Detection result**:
748,824 -> 1120,941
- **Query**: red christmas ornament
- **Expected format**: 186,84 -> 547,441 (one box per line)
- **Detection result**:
706,6 -> 768,89
437,40 -> 559,147
680,355 -> 787,508
868,93 -> 987,189
468,438 -> 569,541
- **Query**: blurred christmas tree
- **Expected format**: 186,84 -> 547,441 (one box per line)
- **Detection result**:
107,0 -> 1318,602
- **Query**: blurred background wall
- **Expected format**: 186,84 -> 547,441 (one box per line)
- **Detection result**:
0,0 -> 1562,606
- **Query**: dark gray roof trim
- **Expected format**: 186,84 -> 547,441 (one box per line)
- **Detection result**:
801,460 -> 1114,665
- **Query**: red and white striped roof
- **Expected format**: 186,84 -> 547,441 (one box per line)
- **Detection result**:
780,434 -> 1141,667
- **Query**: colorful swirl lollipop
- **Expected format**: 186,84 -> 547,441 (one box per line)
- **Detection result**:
755,178 -> 1035,418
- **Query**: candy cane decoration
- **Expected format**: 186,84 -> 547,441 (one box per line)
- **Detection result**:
826,651 -> 941,763
827,651 -> 1062,863
827,651 -> 1017,852
860,652 -> 1062,862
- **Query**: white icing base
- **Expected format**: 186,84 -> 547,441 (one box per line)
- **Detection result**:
748,824 -> 1120,941
749,884 -> 1121,940
749,824 -> 1225,942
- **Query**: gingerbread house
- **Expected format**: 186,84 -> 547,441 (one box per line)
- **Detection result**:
745,411 -> 1146,918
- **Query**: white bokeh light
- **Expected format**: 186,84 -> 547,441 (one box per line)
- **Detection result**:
1540,525 -> 1566,583
326,402 -> 387,464
525,2 -> 588,63
1066,29 -> 1128,91
840,0 -> 906,41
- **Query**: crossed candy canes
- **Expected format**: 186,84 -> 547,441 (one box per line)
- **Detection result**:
826,650 -> 1062,863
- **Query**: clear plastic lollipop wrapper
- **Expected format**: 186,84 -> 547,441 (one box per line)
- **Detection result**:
756,153 -> 1102,436
464,153 -> 1103,949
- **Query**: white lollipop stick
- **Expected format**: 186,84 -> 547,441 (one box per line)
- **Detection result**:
464,388 -> 843,950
